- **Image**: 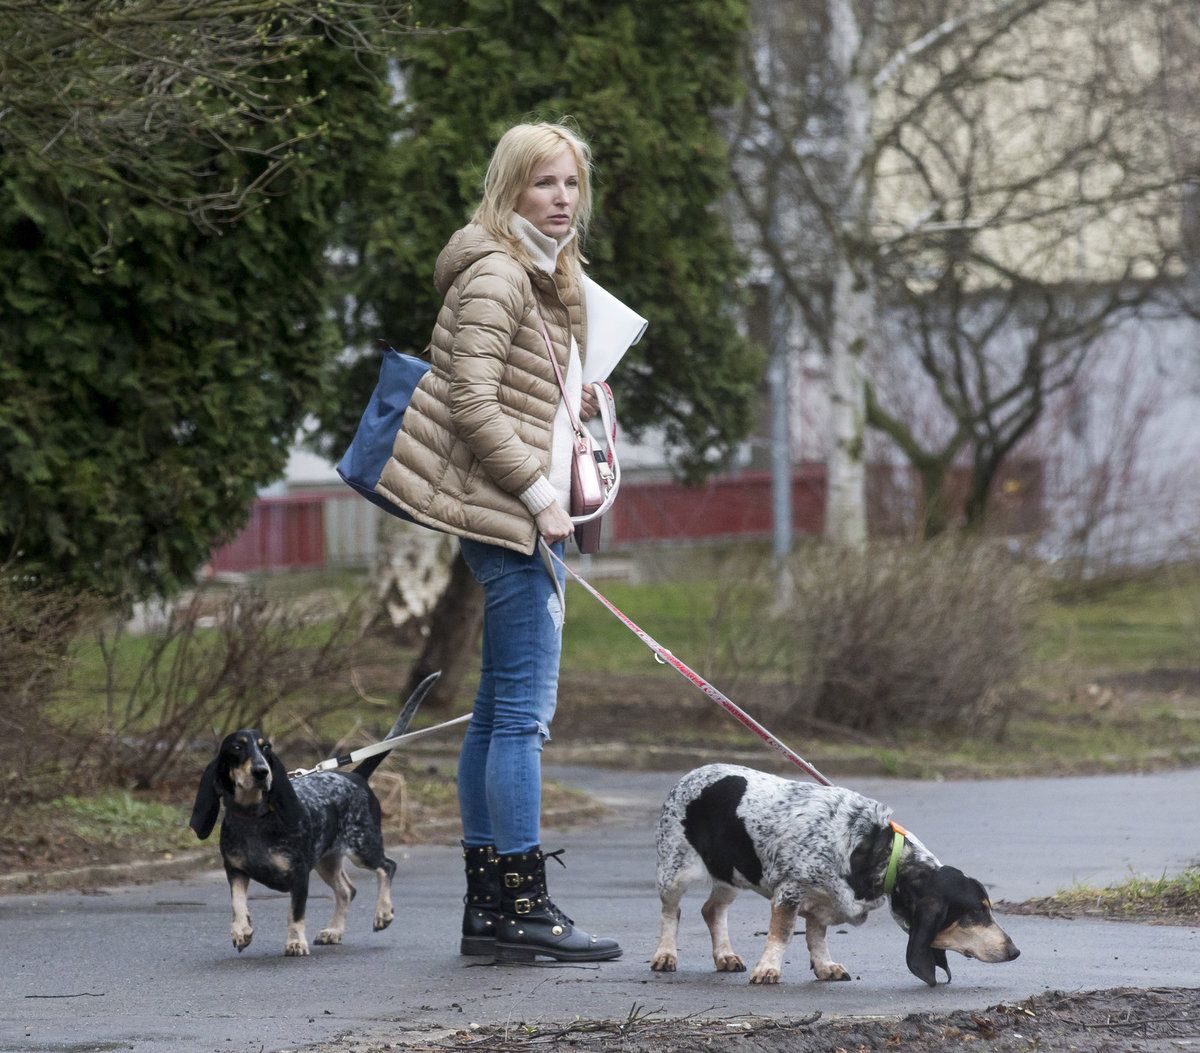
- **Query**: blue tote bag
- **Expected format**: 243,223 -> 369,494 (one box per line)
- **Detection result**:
337,348 -> 430,522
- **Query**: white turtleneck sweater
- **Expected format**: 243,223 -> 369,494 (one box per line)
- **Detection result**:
510,212 -> 582,517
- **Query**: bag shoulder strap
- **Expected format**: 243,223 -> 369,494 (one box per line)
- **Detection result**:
532,303 -> 586,439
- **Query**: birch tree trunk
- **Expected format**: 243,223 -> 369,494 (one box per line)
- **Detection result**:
370,515 -> 484,710
826,263 -> 872,546
824,0 -> 874,547
369,513 -> 457,640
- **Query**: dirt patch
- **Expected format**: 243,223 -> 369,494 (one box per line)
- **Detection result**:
309,987 -> 1200,1052
1098,667 -> 1200,696
1000,896 -> 1200,927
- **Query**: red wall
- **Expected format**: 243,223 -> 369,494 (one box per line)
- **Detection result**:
611,466 -> 826,544
208,459 -> 1043,571
209,494 -> 327,573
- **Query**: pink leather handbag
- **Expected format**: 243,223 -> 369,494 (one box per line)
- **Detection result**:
533,308 -> 620,553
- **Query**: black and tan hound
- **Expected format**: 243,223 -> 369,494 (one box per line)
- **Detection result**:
189,731 -> 397,956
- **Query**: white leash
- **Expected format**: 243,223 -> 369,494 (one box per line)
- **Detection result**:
288,714 -> 472,780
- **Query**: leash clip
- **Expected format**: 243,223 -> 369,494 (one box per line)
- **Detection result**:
654,648 -> 673,666
287,767 -> 314,781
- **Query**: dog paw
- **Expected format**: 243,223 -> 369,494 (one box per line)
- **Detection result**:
231,924 -> 253,952
373,907 -> 394,932
715,953 -> 746,972
749,965 -> 781,985
314,929 -> 343,945
285,938 -> 310,957
813,961 -> 851,981
649,952 -> 677,972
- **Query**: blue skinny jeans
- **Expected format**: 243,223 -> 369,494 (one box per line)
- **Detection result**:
456,537 -> 566,855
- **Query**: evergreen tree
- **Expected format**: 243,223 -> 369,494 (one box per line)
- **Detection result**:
0,41 -> 395,601
320,0 -> 759,480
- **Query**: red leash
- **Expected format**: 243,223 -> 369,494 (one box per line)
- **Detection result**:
543,545 -> 832,787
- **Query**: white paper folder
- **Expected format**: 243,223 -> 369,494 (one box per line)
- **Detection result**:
582,276 -> 648,384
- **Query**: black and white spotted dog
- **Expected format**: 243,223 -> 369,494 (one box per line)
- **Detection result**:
651,764 -> 1019,986
189,730 -> 397,957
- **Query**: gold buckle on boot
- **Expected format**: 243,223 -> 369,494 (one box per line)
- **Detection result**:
503,873 -> 521,889
514,898 -> 532,914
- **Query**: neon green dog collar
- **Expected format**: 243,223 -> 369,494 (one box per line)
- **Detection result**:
883,828 -> 906,895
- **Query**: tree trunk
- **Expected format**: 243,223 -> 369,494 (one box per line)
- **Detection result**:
401,550 -> 484,711
368,515 -> 483,711
919,462 -> 955,539
963,449 -> 1005,532
823,0 -> 874,548
369,513 -> 457,643
826,260 -> 872,547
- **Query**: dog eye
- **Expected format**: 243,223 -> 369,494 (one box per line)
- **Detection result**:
262,743 -> 272,753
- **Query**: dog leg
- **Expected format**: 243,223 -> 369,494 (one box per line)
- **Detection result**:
701,883 -> 746,973
314,855 -> 352,945
372,858 -> 395,932
229,872 -> 253,952
650,881 -> 686,973
286,881 -> 310,957
805,916 -> 851,981
749,897 -> 798,985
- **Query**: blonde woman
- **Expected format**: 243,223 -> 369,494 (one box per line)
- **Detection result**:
377,122 -> 621,963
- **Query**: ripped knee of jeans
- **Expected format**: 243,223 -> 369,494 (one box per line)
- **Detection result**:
532,719 -> 552,751
545,591 -> 563,634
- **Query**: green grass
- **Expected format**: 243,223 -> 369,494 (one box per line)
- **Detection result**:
51,792 -> 193,844
1024,868 -> 1200,920
1036,570 -> 1200,670
562,577 -> 737,673
560,562 -> 1200,678
35,559 -> 1200,782
8,560 -> 1200,877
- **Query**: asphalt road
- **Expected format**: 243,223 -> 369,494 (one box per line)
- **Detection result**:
3,765 -> 1198,1053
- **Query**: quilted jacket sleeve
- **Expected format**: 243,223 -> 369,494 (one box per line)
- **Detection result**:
447,258 -> 546,497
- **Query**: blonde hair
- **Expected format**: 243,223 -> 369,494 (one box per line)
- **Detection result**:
472,121 -> 593,275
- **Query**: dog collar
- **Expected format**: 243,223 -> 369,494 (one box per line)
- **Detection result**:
883,820 -> 908,895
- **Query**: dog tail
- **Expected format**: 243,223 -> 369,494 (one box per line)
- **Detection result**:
353,712 -> 406,782
353,671 -> 438,782
353,750 -> 390,783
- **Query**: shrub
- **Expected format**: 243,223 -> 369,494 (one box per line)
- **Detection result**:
781,540 -> 1040,734
96,585 -> 367,789
0,576 -> 93,817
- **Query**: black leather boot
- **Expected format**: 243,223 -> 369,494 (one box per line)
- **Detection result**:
494,847 -> 622,963
461,843 -> 500,956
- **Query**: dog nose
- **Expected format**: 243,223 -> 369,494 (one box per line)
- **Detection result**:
1006,942 -> 1020,961
252,766 -> 270,781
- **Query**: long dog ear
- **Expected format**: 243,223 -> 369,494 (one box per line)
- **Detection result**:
906,897 -> 948,987
266,750 -> 305,828
189,758 -> 222,840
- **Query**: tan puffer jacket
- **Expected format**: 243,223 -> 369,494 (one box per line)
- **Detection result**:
376,223 -> 586,553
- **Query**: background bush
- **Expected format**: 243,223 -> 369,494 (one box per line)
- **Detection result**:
783,540 -> 1040,734
701,540 -> 1041,737
94,586 -> 367,790
0,577 -> 92,818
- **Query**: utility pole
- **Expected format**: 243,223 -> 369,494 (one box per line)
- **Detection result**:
769,284 -> 792,565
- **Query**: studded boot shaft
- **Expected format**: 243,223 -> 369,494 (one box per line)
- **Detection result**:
461,843 -> 500,956
494,846 -> 622,963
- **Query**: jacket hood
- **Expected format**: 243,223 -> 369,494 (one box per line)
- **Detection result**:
435,223 -> 514,296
